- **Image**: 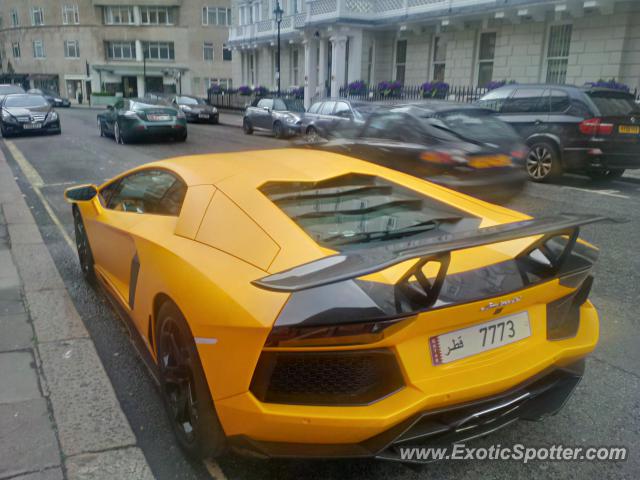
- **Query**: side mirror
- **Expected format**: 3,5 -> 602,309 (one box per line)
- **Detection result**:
263,106 -> 271,112
64,184 -> 98,203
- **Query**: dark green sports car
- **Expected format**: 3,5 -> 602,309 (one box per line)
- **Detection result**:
97,98 -> 187,144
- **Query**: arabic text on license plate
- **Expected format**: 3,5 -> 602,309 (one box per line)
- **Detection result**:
149,114 -> 170,121
619,125 -> 640,134
198,114 -> 210,119
23,123 -> 42,130
430,312 -> 530,365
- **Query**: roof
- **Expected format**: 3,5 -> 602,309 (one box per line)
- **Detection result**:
392,100 -> 487,112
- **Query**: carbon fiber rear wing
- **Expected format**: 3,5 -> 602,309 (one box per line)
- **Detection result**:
253,214 -> 609,293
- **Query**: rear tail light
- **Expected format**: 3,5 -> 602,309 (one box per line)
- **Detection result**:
579,118 -> 614,136
420,150 -> 468,165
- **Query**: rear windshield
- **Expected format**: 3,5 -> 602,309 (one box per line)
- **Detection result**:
4,95 -> 49,108
434,109 -> 520,143
177,96 -> 205,105
261,173 -> 479,249
0,85 -> 25,95
587,92 -> 640,116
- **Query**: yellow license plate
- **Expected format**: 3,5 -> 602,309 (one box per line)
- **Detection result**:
469,155 -> 513,169
619,125 -> 640,134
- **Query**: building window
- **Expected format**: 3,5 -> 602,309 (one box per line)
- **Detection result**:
12,42 -> 21,58
432,36 -> 446,82
140,6 -> 174,25
291,47 -> 300,85
31,7 -> 45,26
33,40 -> 46,58
203,42 -> 214,61
106,41 -> 135,60
104,6 -> 135,25
10,8 -> 19,26
62,4 -> 79,24
248,52 -> 256,85
367,43 -> 374,85
64,40 -> 80,58
202,6 -> 232,26
477,32 -> 496,87
546,24 -> 572,84
394,40 -> 407,84
223,43 -> 232,61
207,78 -> 232,90
143,42 -> 175,61
292,0 -> 303,14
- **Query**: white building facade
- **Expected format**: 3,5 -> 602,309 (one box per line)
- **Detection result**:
228,0 -> 640,107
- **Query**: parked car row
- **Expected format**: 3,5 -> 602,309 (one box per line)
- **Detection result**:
242,84 -> 640,202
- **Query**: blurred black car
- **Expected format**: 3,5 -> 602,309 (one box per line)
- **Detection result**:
170,95 -> 218,124
28,88 -> 71,108
0,84 -> 26,102
307,101 -> 527,202
301,99 -> 380,139
243,97 -> 305,138
0,94 -> 61,137
477,84 -> 640,181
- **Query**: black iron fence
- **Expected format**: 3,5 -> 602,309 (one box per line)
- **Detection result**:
208,90 -> 302,111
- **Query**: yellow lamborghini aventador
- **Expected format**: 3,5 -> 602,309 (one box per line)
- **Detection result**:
65,149 -> 604,461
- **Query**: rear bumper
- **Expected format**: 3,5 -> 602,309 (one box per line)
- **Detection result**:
227,359 -> 585,461
427,168 -> 527,202
122,119 -> 187,139
563,147 -> 640,170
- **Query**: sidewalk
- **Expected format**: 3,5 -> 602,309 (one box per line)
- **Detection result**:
0,152 -> 154,479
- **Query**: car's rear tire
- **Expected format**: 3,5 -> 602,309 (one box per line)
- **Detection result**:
156,301 -> 226,460
526,141 -> 562,182
176,132 -> 187,142
114,121 -> 127,145
273,121 -> 285,139
586,168 -> 625,180
243,118 -> 253,134
73,207 -> 97,286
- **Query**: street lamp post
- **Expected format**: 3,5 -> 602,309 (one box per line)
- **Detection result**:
274,1 -> 284,96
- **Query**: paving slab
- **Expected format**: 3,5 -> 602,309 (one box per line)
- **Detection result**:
38,339 -> 136,457
1,200 -> 36,225
25,288 -> 88,342
11,244 -> 65,292
0,351 -> 40,403
0,399 -> 60,479
0,313 -> 32,351
66,448 -> 154,480
0,250 -> 20,290
11,468 -> 64,480
8,223 -> 45,245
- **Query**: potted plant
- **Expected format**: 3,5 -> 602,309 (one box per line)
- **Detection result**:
378,81 -> 402,97
585,79 -> 630,92
209,84 -> 223,95
253,85 -> 269,97
347,80 -> 367,95
238,85 -> 252,96
421,81 -> 450,99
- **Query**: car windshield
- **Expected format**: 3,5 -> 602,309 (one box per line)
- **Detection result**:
261,173 -> 478,249
177,96 -> 205,105
273,98 -> 305,112
0,85 -> 25,95
433,109 -> 521,143
587,92 -> 640,116
4,95 -> 49,108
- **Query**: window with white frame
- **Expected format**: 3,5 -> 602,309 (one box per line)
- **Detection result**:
248,52 -> 256,85
143,42 -> 175,61
252,2 -> 261,22
290,47 -> 299,85
106,41 -> 135,60
477,32 -> 496,87
223,43 -> 232,61
104,6 -> 134,25
10,8 -> 19,26
203,42 -> 214,61
202,6 -> 232,26
12,42 -> 21,58
62,4 -> 79,24
546,24 -> 572,84
367,43 -> 374,85
140,6 -> 174,25
292,0 -> 303,14
207,78 -> 232,90
64,40 -> 80,58
394,40 -> 407,84
31,7 -> 45,26
33,40 -> 45,58
432,36 -> 446,82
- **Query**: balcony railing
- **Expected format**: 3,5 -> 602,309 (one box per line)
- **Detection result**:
229,0 -> 501,42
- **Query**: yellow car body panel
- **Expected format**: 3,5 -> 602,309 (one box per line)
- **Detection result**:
69,149 -> 601,454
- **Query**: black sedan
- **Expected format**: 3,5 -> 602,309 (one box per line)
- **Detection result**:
0,94 -> 61,137
306,102 -> 527,203
27,88 -> 71,108
170,95 -> 218,124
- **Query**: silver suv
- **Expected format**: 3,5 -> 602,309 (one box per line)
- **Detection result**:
242,97 -> 305,138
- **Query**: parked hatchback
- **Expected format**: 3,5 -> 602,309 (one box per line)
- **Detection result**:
243,97 -> 305,138
477,84 -> 640,181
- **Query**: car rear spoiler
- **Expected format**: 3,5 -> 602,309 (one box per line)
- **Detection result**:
253,214 -> 610,293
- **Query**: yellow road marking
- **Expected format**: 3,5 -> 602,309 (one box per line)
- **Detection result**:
5,140 -> 75,250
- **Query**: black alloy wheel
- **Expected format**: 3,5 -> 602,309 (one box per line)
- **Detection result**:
156,302 -> 226,459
